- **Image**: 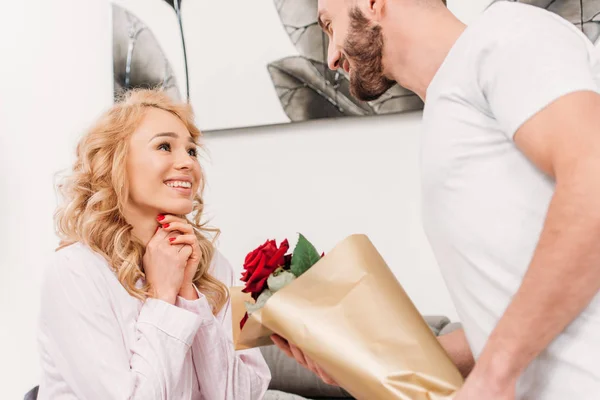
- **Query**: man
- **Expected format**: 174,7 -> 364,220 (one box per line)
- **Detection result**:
271,0 -> 600,398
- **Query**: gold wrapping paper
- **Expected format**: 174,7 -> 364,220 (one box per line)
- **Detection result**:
232,234 -> 463,399
231,287 -> 273,349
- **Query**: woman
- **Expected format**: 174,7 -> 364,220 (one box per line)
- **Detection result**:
37,89 -> 271,399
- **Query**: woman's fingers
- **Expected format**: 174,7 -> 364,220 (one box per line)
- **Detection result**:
157,213 -> 191,226
168,234 -> 197,249
159,220 -> 193,235
169,235 -> 198,270
149,226 -> 169,247
179,244 -> 193,259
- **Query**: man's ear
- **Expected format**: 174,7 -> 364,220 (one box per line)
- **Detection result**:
368,0 -> 386,21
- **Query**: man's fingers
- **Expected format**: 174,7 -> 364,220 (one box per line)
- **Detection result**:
289,343 -> 308,368
316,366 -> 338,386
271,336 -> 337,385
305,355 -> 337,385
305,355 -> 321,376
271,335 -> 294,358
271,335 -> 310,371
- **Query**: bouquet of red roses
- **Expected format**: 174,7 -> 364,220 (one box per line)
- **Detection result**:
231,234 -> 463,400
238,234 -> 323,330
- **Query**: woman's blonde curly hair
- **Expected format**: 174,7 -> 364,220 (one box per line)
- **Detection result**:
54,88 -> 228,314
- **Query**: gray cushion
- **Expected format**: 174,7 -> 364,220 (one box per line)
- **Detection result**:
260,345 -> 352,399
24,386 -> 38,400
423,315 -> 451,336
439,321 -> 462,336
263,390 -> 311,400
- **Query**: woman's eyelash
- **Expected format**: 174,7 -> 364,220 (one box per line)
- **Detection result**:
157,141 -> 197,157
157,142 -> 171,151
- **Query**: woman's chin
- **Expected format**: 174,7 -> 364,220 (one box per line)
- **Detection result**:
159,201 -> 193,216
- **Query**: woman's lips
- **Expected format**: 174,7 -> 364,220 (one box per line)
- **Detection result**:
165,183 -> 193,196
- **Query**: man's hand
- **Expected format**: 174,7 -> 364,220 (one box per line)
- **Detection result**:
453,367 -> 516,400
438,330 -> 514,399
271,334 -> 338,386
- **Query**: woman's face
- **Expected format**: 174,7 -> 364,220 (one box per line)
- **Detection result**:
126,108 -> 202,216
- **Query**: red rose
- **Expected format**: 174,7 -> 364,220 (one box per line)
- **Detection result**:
241,239 -> 289,299
240,312 -> 249,330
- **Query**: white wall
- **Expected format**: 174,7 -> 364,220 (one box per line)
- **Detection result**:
0,0 -> 489,398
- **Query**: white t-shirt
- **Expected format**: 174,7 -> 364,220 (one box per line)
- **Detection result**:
421,2 -> 600,399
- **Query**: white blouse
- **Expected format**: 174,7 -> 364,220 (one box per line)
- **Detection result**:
37,242 -> 271,399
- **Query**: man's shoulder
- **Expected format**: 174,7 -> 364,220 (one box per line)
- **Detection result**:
473,1 -> 588,44
462,1 -> 597,87
437,2 -> 566,80
479,1 -> 563,25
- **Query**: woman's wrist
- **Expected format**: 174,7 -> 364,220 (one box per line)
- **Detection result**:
179,283 -> 199,300
152,288 -> 177,305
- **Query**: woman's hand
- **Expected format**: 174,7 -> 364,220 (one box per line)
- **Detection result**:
157,214 -> 202,300
143,224 -> 192,304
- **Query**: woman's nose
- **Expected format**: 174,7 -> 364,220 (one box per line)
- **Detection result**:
174,150 -> 193,169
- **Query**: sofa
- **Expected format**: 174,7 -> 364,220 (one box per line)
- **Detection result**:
259,316 -> 461,400
24,316 -> 460,400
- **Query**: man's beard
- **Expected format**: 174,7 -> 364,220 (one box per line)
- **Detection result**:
344,7 -> 395,102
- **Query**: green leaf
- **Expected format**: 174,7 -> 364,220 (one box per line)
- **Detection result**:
267,270 -> 296,292
290,233 -> 321,277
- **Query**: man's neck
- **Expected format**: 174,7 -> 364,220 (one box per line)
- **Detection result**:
384,8 -> 466,101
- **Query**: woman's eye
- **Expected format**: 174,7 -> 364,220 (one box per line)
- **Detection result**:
188,148 -> 198,157
158,142 -> 171,152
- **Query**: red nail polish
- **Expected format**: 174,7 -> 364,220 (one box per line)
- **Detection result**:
156,226 -> 160,232
169,237 -> 175,242
163,223 -> 170,228
157,215 -> 165,221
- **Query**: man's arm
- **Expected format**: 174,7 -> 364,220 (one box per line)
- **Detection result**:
462,91 -> 600,393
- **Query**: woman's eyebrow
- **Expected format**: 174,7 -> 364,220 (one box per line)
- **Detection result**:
149,132 -> 195,143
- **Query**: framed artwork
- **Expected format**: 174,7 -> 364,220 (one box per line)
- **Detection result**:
110,0 -> 422,132
111,0 -> 600,132
493,1 -> 600,44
